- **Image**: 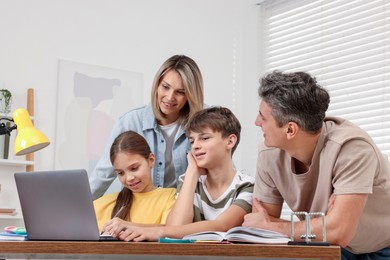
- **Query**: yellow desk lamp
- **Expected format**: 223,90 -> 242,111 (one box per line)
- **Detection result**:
0,108 -> 50,155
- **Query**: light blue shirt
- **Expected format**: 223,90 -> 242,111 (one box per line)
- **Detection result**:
89,103 -> 190,199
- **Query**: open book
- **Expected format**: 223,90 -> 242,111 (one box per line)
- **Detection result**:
182,226 -> 290,244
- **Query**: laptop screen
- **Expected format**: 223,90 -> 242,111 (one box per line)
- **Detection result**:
15,169 -> 102,241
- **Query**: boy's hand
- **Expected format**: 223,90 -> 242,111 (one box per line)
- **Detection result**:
186,152 -> 207,178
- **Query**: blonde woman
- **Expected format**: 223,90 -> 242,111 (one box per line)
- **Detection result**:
90,55 -> 204,199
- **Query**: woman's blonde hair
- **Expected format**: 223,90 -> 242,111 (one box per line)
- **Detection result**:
151,55 -> 204,126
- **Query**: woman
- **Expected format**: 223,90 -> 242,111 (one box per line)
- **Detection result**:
89,55 -> 204,199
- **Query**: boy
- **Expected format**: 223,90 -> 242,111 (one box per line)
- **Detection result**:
105,106 -> 254,241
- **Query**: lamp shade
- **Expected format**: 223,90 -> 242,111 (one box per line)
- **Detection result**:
12,108 -> 50,155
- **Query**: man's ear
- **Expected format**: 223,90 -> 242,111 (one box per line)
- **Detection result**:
286,122 -> 299,140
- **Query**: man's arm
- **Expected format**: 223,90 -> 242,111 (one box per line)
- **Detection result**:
320,194 -> 367,246
243,194 -> 367,247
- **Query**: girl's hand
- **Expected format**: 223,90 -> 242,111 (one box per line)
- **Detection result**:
102,217 -> 133,236
116,226 -> 163,242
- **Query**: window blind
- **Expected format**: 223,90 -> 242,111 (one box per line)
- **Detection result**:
258,0 -> 390,156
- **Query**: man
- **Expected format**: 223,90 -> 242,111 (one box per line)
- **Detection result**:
243,70 -> 390,259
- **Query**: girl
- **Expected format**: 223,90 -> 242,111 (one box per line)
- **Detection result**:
93,130 -> 176,232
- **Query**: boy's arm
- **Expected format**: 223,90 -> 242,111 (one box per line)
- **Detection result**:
243,194 -> 367,247
166,153 -> 206,226
113,204 -> 247,241
165,204 -> 248,238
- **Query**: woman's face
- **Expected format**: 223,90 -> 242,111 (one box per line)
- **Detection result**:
157,69 -> 188,125
113,152 -> 155,193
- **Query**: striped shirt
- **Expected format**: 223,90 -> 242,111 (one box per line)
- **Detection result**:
177,171 -> 254,222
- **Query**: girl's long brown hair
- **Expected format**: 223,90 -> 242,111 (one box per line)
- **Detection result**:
109,130 -> 152,220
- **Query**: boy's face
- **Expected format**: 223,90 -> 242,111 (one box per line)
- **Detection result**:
187,127 -> 232,169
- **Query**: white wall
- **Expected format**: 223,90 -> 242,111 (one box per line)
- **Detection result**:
0,0 -> 261,177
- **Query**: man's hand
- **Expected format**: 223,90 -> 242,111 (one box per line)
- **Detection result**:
242,199 -> 271,229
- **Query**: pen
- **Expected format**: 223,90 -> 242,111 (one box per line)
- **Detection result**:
113,205 -> 126,218
158,238 -> 229,244
100,205 -> 126,235
159,237 -> 196,243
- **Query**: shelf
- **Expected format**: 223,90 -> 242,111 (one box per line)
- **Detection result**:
0,159 -> 34,166
0,114 -> 35,120
0,113 -> 12,119
0,213 -> 23,220
0,89 -> 35,230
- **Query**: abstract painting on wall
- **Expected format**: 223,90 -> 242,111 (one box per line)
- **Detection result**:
55,60 -> 144,192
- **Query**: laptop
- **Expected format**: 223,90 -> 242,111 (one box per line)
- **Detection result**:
14,169 -> 117,241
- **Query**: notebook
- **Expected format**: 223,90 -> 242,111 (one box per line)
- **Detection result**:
14,169 -> 117,241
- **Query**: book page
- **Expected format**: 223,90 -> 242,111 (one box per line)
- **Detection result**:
226,226 -> 290,244
183,226 -> 290,244
182,231 -> 227,241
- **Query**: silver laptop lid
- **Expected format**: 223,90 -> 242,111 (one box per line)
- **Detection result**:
14,169 -> 100,241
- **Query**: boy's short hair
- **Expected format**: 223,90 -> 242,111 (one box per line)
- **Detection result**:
185,106 -> 241,155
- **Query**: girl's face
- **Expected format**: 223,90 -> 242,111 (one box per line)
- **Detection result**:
113,152 -> 155,193
157,69 -> 188,125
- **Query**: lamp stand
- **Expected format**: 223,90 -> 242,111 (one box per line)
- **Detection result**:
26,88 -> 34,172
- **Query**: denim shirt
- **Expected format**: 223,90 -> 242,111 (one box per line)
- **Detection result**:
89,103 -> 190,199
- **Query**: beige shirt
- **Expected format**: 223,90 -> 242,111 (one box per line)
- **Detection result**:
254,117 -> 390,254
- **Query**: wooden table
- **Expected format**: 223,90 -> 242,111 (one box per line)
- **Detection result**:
0,241 -> 340,259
